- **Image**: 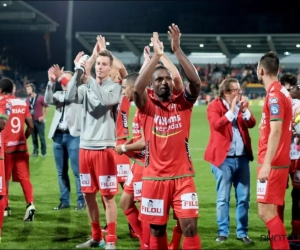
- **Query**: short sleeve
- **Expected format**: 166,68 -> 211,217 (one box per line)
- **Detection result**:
268,94 -> 284,121
0,98 -> 10,120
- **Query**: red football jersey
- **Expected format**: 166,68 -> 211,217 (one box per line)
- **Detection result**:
116,96 -> 131,142
258,81 -> 292,166
138,89 -> 195,180
2,95 -> 31,153
124,109 -> 145,166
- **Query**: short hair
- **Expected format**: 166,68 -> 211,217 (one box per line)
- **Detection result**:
123,72 -> 139,85
154,65 -> 169,73
280,72 -> 297,86
97,50 -> 114,66
259,51 -> 279,76
218,78 -> 239,98
26,83 -> 36,92
0,78 -> 14,94
156,61 -> 164,67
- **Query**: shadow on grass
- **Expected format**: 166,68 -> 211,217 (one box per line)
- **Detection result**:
13,222 -> 33,243
52,210 -> 71,242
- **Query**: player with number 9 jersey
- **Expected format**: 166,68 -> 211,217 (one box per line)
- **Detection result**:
1,95 -> 35,221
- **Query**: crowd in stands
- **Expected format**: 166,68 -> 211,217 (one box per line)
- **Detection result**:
1,53 -> 300,101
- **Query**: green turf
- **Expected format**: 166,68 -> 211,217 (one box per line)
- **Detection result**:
1,105 -> 289,249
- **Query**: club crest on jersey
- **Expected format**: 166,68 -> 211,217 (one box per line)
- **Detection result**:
270,104 -> 279,115
269,98 -> 278,104
5,102 -> 11,115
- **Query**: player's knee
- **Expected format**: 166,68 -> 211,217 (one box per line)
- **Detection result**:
83,192 -> 96,203
150,224 -> 167,237
258,203 -> 275,222
119,194 -> 133,211
180,218 -> 198,237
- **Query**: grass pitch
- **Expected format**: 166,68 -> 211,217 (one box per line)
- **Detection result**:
1,105 -> 288,249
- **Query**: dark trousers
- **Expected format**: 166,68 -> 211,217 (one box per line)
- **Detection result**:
32,120 -> 46,155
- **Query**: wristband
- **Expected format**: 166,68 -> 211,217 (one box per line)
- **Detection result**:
60,77 -> 69,86
74,64 -> 85,73
121,144 -> 127,152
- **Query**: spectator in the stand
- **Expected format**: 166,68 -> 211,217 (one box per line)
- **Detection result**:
25,83 -> 49,157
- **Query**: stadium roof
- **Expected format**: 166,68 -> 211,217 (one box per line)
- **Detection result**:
0,0 -> 59,33
76,32 -> 300,58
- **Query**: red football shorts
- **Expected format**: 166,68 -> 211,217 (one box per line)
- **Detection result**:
5,152 -> 30,182
0,159 -> 6,196
257,166 -> 289,205
139,176 -> 198,225
79,148 -> 118,195
114,152 -> 130,183
124,162 -> 144,201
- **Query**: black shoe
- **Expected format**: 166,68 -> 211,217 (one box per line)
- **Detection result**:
75,203 -> 86,210
215,236 -> 227,242
53,203 -> 70,210
237,236 -> 254,244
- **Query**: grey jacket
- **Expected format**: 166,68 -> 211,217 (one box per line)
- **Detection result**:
44,81 -> 81,139
65,72 -> 122,149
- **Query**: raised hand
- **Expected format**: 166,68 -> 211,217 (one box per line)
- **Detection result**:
52,64 -> 64,79
240,96 -> 249,112
151,32 -> 163,56
48,67 -> 56,82
144,46 -> 151,62
168,23 -> 181,53
74,51 -> 85,66
96,35 -> 107,52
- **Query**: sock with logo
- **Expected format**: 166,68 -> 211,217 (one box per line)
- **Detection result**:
20,180 -> 34,204
276,203 -> 285,223
182,235 -> 201,250
266,215 -> 289,250
124,207 -> 142,244
91,222 -> 102,242
169,223 -> 183,249
142,221 -> 151,249
105,222 -> 117,243
150,233 -> 168,250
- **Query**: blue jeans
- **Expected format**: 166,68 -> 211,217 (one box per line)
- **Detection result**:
32,120 -> 46,155
53,133 -> 84,206
211,155 -> 250,238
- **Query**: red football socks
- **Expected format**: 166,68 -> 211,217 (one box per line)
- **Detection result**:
124,207 -> 142,245
105,222 -> 117,243
142,222 -> 150,249
182,234 -> 202,250
91,222 -> 102,242
266,216 -> 289,250
150,233 -> 168,250
20,180 -> 34,204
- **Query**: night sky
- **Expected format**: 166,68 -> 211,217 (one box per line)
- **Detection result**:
1,0 -> 299,71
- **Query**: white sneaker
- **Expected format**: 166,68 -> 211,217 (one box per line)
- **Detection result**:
76,238 -> 100,248
105,242 -> 116,250
4,207 -> 11,217
23,204 -> 35,221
